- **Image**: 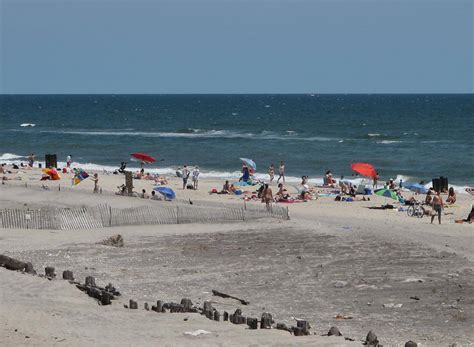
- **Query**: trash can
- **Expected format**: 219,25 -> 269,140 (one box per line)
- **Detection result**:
45,154 -> 57,169
440,176 -> 448,192
432,178 -> 441,192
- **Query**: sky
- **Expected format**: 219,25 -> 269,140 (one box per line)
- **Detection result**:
0,0 -> 472,94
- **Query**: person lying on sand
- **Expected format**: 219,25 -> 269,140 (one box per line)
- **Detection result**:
455,206 -> 474,224
154,176 -> 168,185
150,190 -> 162,200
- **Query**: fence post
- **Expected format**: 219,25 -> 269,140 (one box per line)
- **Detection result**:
286,206 -> 290,220
176,206 -> 179,224
109,205 -> 112,227
242,207 -> 245,221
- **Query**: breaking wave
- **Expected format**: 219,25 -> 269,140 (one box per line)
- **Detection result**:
35,129 -> 341,142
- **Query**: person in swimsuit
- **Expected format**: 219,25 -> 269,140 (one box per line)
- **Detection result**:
262,183 -> 273,209
192,166 -> 200,190
373,172 -> 379,189
268,164 -> 275,183
431,191 -> 444,225
182,165 -> 190,189
446,187 -> 456,204
91,173 -> 99,193
277,161 -> 285,184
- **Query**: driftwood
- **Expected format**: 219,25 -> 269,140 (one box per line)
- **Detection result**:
230,309 -> 246,324
260,312 -> 273,329
212,289 -> 249,305
0,254 -> 35,273
276,323 -> 292,333
76,276 -> 120,306
296,320 -> 311,335
223,311 -> 229,321
405,341 -> 418,347
45,267 -> 56,278
129,300 -> 138,309
62,270 -> 74,281
203,301 -> 214,319
327,326 -> 342,336
364,331 -> 379,346
98,234 -> 124,247
246,317 -> 258,329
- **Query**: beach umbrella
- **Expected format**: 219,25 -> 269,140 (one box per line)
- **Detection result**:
131,152 -> 156,164
240,158 -> 256,171
404,183 -> 428,194
374,188 -> 398,200
43,168 -> 61,180
153,186 -> 176,200
351,162 -> 377,178
72,169 -> 89,185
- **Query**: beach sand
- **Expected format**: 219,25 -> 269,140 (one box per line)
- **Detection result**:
0,168 -> 473,346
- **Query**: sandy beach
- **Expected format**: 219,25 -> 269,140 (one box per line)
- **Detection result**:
1,167 -> 473,346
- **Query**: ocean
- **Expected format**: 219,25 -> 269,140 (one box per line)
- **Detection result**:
0,94 -> 473,188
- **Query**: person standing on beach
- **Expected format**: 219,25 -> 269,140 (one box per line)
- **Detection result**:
66,154 -> 72,168
182,165 -> 190,189
91,173 -> 99,193
262,183 -> 273,210
268,164 -> 275,183
28,153 -> 35,167
431,191 -> 444,224
277,161 -> 285,184
373,172 -> 379,189
192,166 -> 200,190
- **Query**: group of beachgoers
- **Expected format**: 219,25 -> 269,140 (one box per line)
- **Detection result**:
176,165 -> 200,190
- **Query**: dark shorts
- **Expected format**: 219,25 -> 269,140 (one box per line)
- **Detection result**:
433,204 -> 442,213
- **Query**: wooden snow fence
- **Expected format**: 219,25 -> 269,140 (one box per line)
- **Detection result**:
0,202 -> 288,230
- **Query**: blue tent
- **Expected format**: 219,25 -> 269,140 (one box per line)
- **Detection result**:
404,183 -> 428,194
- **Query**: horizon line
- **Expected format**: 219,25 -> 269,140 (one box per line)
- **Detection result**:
1,92 -> 473,96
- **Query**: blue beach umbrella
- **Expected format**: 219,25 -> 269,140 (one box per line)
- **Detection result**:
153,186 -> 176,200
240,158 -> 256,171
404,183 -> 428,194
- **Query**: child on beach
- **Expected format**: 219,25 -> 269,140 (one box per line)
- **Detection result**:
91,173 -> 99,193
66,155 -> 72,168
192,166 -> 200,190
268,164 -> 275,183
277,161 -> 285,184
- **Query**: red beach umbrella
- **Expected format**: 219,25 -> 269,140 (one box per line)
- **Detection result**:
351,162 -> 377,178
131,152 -> 156,164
